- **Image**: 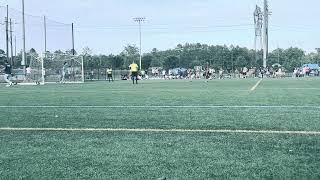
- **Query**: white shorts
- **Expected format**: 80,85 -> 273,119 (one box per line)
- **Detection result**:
4,74 -> 11,83
4,74 -> 10,79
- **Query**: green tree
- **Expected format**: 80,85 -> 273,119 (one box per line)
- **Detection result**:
0,49 -> 6,64
141,55 -> 153,69
112,55 -> 124,69
163,56 -> 179,70
82,47 -> 93,56
282,47 -> 305,70
121,44 -> 139,68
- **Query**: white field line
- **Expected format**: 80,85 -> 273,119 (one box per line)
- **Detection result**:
260,88 -> 320,90
0,105 -> 319,108
250,79 -> 263,91
0,127 -> 320,135
0,89 -> 251,93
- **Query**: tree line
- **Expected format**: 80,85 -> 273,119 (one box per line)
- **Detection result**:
1,43 -> 319,71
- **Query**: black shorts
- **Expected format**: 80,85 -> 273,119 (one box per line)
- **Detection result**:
107,74 -> 112,78
131,72 -> 138,77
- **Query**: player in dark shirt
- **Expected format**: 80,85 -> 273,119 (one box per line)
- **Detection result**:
4,61 -> 11,74
3,61 -> 13,87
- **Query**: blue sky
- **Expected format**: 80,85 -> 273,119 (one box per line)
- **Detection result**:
0,0 -> 319,54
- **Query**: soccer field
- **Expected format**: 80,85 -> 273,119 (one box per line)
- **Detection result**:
1,78 -> 320,179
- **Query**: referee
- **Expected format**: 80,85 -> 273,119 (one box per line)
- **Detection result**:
129,61 -> 139,84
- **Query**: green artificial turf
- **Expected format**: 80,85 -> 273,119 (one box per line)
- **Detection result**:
0,78 -> 320,179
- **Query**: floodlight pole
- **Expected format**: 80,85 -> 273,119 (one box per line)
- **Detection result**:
6,5 -> 9,63
263,0 -> 269,68
254,5 -> 263,66
133,17 -> 145,70
72,23 -> 75,55
43,16 -> 47,57
22,0 -> 26,74
10,19 -> 14,65
14,36 -> 16,57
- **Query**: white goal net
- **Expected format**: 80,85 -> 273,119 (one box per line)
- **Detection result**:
25,54 -> 84,85
44,54 -> 84,84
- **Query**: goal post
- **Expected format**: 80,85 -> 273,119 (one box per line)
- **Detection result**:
81,56 -> 85,83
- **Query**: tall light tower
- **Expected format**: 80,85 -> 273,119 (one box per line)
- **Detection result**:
22,0 -> 26,73
263,0 -> 270,68
6,5 -> 9,63
133,17 -> 145,70
254,5 -> 263,65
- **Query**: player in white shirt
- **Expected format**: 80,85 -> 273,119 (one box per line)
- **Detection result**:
162,70 -> 166,79
219,68 -> 224,79
60,62 -> 68,83
26,66 -> 32,82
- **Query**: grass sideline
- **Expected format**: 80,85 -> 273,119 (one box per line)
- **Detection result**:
0,78 -> 320,179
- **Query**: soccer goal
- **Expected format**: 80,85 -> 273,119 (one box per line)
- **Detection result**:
43,54 -> 84,84
23,53 -> 84,85
18,54 -> 45,85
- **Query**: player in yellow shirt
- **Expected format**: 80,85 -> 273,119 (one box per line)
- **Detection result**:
106,67 -> 113,82
129,61 -> 139,84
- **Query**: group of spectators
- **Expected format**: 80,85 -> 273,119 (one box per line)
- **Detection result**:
143,66 -> 291,80
158,66 -> 285,80
293,66 -> 320,77
87,64 -> 320,82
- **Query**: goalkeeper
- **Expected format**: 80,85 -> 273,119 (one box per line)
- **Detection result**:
60,62 -> 68,83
